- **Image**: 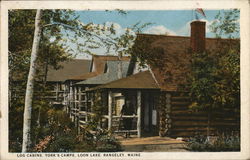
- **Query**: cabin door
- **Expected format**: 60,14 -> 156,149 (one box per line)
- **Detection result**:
142,92 -> 157,136
143,93 -> 150,131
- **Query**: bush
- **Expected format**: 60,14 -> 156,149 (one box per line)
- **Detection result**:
32,109 -> 122,152
33,121 -> 122,152
45,135 -> 76,152
83,127 -> 123,152
187,132 -> 240,151
96,135 -> 122,152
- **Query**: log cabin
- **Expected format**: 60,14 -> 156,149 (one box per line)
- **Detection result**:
74,20 -> 240,138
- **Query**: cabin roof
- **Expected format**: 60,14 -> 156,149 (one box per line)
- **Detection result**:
76,61 -> 130,85
134,34 -> 240,91
46,59 -> 91,82
88,70 -> 159,90
68,55 -> 130,81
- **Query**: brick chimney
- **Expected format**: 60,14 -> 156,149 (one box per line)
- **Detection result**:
190,21 -> 206,53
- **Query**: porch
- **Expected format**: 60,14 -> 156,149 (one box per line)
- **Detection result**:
77,71 -> 161,137
83,89 -> 160,138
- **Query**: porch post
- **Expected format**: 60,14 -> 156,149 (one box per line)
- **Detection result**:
108,91 -> 112,130
73,86 -> 76,123
56,82 -> 59,101
137,90 -> 142,138
69,81 -> 73,121
78,87 -> 82,134
86,91 -> 89,122
78,87 -> 82,110
63,83 -> 67,111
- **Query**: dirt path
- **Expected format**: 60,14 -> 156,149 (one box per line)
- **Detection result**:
119,136 -> 189,152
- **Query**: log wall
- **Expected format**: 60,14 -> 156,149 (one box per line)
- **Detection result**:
166,92 -> 240,137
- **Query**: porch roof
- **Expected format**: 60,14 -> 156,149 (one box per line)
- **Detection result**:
88,70 -> 160,90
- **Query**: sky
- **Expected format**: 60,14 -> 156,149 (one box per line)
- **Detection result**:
73,10 -> 239,59
78,10 -> 219,37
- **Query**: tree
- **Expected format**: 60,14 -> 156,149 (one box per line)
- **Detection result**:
9,9 -> 152,152
22,9 -> 43,152
188,9 -> 240,136
209,9 -> 240,39
8,9 -> 81,152
16,9 -> 75,152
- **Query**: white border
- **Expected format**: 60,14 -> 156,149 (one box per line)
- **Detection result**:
1,1 -> 250,160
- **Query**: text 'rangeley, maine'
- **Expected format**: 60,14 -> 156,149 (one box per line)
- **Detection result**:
8,9 -> 240,154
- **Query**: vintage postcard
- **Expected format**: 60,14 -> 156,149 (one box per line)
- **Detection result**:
0,0 -> 250,160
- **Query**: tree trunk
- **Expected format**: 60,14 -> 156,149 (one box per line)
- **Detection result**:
22,9 -> 43,152
36,42 -> 49,128
117,52 -> 122,79
126,54 -> 137,76
35,44 -> 48,145
206,110 -> 211,142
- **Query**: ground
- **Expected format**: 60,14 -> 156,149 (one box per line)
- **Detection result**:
118,136 -> 188,152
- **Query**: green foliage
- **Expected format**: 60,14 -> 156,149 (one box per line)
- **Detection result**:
8,9 -> 76,152
83,127 -> 123,152
91,90 -> 106,125
8,10 -> 73,76
32,109 -> 93,152
188,51 -> 218,110
31,93 -> 122,152
188,9 -> 240,112
81,91 -> 122,152
9,82 -> 52,152
209,9 -> 240,38
185,10 -> 240,139
187,132 -> 240,151
95,134 -> 122,152
132,35 -> 164,69
45,135 -> 76,152
9,9 -> 148,152
214,49 -> 240,109
188,48 -> 240,112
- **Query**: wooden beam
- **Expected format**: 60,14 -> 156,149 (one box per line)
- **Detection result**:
108,91 -> 112,130
137,90 -> 142,138
74,86 -> 77,110
78,87 -> 82,109
56,82 -> 59,100
77,87 -> 82,134
114,130 -> 137,133
113,115 -> 138,118
73,87 -> 77,124
86,92 -> 89,122
69,81 -> 73,121
79,120 -> 87,125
